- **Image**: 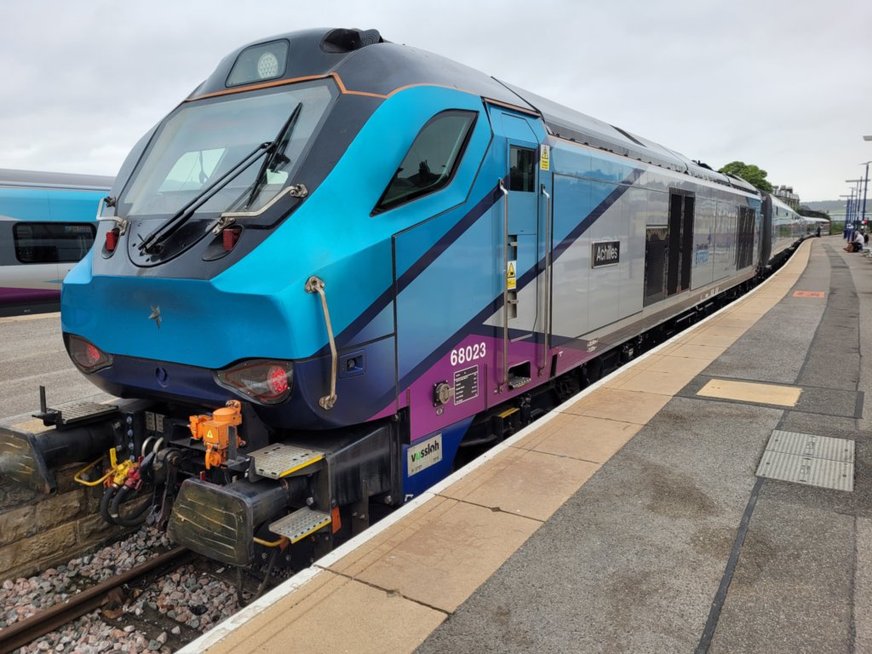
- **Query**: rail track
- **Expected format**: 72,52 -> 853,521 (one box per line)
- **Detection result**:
0,547 -> 189,654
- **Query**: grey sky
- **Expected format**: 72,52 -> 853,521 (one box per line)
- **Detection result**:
1,0 -> 870,201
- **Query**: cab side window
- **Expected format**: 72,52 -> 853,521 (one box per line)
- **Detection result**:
374,110 -> 477,213
509,146 -> 536,192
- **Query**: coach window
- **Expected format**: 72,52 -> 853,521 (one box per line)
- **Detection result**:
509,146 -> 536,192
13,222 -> 96,264
373,110 -> 477,213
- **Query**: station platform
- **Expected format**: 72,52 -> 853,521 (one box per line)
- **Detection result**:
182,235 -> 872,653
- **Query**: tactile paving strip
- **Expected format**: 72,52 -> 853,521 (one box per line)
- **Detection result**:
756,430 -> 854,491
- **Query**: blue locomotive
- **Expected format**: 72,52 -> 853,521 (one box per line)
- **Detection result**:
0,28 -> 809,567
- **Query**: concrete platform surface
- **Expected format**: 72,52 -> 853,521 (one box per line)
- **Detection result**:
0,312 -> 110,420
185,236 -> 872,654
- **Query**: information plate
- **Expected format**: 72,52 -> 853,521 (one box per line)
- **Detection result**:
453,365 -> 479,405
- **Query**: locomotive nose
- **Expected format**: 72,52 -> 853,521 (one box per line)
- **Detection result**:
62,267 -> 299,373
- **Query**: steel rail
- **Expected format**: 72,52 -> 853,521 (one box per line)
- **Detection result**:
0,546 -> 189,654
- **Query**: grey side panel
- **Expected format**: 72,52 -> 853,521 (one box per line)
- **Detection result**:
0,169 -> 113,191
692,195 -> 717,290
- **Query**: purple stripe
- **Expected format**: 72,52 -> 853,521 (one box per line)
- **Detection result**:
0,287 -> 60,304
393,333 -> 597,441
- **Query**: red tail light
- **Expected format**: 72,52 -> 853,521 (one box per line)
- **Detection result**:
267,365 -> 289,395
105,227 -> 120,253
66,335 -> 113,373
85,343 -> 101,366
215,360 -> 293,405
222,228 -> 241,252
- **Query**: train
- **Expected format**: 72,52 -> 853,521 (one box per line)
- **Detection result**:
0,169 -> 113,315
0,28 -> 814,572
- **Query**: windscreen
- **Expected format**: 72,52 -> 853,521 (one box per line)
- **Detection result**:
118,80 -> 336,221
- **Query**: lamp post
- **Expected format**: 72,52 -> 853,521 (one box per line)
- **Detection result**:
840,194 -> 852,236
850,189 -> 855,224
846,179 -> 863,224
862,161 -> 872,225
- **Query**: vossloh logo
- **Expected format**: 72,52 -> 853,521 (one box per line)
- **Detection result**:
407,434 -> 442,475
592,240 -> 620,268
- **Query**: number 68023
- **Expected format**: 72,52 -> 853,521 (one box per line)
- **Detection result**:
450,342 -> 486,366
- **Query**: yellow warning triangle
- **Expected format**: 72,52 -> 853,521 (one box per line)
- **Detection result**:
507,261 -> 516,277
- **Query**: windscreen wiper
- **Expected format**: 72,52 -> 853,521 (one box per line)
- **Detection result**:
243,102 -> 302,209
138,142 -> 271,254
139,102 -> 305,255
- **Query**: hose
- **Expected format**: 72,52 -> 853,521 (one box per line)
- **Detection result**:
108,485 -> 133,520
254,547 -> 280,600
100,486 -> 118,525
140,451 -> 156,474
108,485 -> 152,527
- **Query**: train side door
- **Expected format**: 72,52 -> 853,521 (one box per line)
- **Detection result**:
666,192 -> 694,294
646,190 -> 694,305
487,107 -> 552,393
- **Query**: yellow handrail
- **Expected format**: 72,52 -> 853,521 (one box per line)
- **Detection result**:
253,535 -> 288,548
73,456 -> 113,487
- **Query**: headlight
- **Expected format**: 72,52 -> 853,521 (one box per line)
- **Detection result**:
215,359 -> 293,405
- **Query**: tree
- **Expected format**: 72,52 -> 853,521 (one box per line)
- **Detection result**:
718,161 -> 774,193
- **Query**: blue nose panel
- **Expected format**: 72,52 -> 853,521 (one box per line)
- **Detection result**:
63,254 -> 296,369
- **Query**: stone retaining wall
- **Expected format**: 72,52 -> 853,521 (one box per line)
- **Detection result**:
0,464 -> 134,581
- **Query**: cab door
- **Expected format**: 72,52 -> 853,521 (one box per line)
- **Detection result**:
487,106 -> 553,394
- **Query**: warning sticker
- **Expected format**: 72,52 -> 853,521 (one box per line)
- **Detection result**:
507,260 -> 517,290
539,144 -> 550,171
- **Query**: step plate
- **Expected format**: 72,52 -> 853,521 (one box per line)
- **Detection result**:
270,507 -> 331,544
249,443 -> 324,479
38,402 -> 118,427
508,376 -> 531,390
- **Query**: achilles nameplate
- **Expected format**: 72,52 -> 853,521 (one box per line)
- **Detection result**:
592,240 -> 620,268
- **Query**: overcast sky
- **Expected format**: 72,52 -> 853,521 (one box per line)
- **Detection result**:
1,0 -> 870,201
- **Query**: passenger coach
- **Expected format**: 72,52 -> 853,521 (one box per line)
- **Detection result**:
0,169 -> 112,314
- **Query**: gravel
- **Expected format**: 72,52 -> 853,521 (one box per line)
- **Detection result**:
129,564 -> 240,633
15,612 -> 162,653
0,527 -> 242,652
0,529 -> 171,630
